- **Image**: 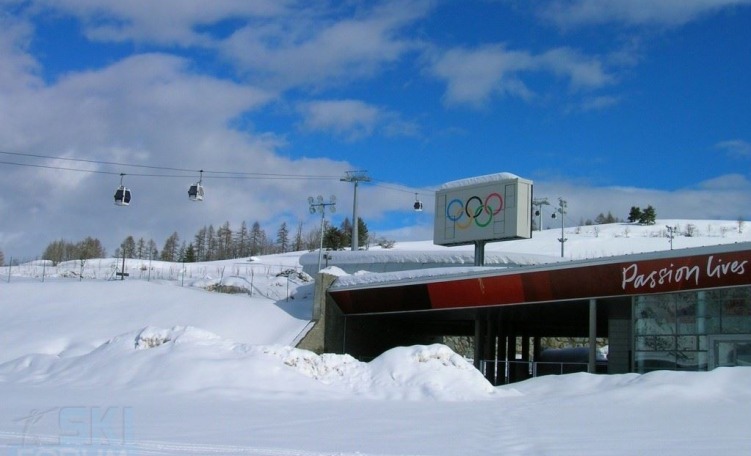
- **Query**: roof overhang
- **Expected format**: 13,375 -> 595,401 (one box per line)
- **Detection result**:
328,243 -> 751,315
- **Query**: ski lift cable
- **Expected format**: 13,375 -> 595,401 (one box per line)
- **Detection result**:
0,150 -> 342,180
370,180 -> 438,195
2,149 -> 441,192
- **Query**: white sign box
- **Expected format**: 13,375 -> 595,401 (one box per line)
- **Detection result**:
433,173 -> 533,246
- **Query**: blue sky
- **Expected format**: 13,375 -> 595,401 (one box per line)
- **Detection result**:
1,0 -> 750,258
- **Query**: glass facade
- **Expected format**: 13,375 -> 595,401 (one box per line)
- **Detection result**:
633,286 -> 751,373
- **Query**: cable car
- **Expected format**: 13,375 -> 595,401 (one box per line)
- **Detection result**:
413,193 -> 423,212
188,170 -> 204,202
114,174 -> 131,206
188,183 -> 204,201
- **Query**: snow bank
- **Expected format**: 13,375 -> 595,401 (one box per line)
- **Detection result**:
439,172 -> 521,189
0,325 -> 498,401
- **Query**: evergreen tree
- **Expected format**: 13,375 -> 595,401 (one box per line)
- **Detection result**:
357,217 -> 369,248
184,243 -> 197,262
0,249 -> 4,267
323,224 -> 344,250
639,205 -> 657,225
277,222 -> 289,253
628,206 -> 642,223
177,241 -> 187,262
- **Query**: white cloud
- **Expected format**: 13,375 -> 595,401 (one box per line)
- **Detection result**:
220,0 -> 430,90
429,45 -> 534,107
297,99 -> 420,141
298,100 -> 380,141
572,95 -> 622,112
537,48 -> 615,90
428,44 -> 613,107
29,0 -> 289,46
715,139 -> 751,158
21,0 -> 431,92
534,174 -> 751,224
0,42 -> 358,257
541,0 -> 751,28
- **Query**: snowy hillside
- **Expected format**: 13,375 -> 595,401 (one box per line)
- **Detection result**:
1,220 -> 751,455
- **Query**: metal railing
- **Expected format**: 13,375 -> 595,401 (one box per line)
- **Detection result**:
480,359 -> 592,385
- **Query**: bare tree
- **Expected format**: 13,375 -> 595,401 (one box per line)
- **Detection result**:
160,232 -> 180,261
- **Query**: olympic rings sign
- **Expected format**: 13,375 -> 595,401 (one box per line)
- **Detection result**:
446,193 -> 503,229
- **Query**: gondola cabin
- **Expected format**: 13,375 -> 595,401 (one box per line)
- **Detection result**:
188,183 -> 204,202
114,186 -> 131,206
413,193 -> 423,212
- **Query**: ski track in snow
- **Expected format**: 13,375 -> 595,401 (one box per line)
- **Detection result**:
0,431 -> 428,456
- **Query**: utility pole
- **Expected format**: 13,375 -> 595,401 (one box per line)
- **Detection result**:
308,195 -> 336,271
340,170 -> 371,251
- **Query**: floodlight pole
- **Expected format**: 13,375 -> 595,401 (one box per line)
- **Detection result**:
308,196 -> 337,272
340,171 -> 371,251
666,225 -> 677,250
552,197 -> 567,258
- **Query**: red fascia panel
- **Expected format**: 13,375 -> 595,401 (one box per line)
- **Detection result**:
329,248 -> 751,314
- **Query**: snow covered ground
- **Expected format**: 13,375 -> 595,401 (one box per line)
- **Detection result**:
1,220 -> 751,455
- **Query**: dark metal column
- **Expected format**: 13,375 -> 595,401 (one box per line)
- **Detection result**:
589,298 -> 597,373
474,315 -> 486,370
484,313 -> 498,384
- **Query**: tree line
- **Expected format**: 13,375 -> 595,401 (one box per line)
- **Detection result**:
578,206 -> 657,227
38,217 -> 371,264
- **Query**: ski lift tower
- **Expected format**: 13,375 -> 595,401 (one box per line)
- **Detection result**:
340,170 -> 371,251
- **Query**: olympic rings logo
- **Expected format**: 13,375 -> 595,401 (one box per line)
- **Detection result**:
446,193 -> 504,228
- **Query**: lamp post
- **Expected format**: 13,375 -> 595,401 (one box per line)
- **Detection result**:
340,170 -> 370,251
308,195 -> 336,272
551,197 -> 567,258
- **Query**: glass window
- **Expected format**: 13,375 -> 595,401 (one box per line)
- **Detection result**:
635,351 -> 676,372
677,336 -> 697,351
633,286 -> 751,374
